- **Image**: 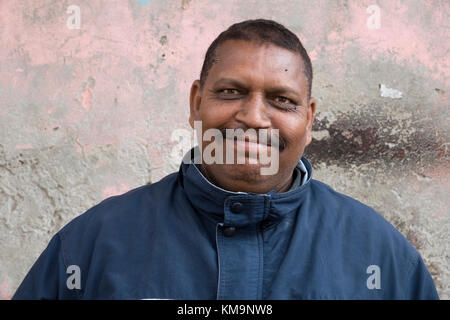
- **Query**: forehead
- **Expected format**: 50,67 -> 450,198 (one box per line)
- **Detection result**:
207,39 -> 307,90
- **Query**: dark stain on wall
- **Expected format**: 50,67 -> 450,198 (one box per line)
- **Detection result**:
304,105 -> 448,169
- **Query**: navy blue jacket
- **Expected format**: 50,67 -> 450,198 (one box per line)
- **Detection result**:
13,152 -> 439,299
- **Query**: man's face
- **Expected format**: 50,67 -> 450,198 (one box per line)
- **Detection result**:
189,40 -> 316,194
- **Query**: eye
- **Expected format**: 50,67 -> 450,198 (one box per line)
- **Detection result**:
273,96 -> 294,104
220,88 -> 240,95
271,96 -> 298,112
214,88 -> 242,100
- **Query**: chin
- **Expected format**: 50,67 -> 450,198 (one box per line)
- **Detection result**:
222,162 -> 272,182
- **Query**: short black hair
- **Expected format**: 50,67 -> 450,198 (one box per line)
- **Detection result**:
199,19 -> 313,99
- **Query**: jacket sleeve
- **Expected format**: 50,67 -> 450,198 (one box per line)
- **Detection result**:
12,233 -> 69,300
404,255 -> 439,300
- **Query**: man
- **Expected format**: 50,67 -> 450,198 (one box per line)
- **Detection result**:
13,19 -> 438,299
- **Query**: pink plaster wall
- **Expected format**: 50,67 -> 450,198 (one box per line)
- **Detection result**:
0,0 -> 448,299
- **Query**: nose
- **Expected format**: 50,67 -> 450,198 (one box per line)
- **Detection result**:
234,93 -> 272,129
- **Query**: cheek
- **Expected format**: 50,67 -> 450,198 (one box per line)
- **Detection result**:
200,100 -> 235,126
274,115 -> 308,147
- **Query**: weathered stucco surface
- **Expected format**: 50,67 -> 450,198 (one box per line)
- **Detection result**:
0,0 -> 448,299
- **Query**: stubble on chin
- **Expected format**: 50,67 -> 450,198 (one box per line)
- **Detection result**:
205,162 -> 275,187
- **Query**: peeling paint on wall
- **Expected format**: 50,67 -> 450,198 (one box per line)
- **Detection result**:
379,84 -> 403,99
305,104 -> 447,169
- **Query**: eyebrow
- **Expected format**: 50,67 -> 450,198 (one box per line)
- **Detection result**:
213,77 -> 301,98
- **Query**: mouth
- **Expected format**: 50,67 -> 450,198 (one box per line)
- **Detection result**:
218,128 -> 286,154
224,136 -> 284,153
228,137 -> 270,154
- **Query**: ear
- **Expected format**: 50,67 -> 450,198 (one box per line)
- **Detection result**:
189,80 -> 202,129
305,97 -> 316,146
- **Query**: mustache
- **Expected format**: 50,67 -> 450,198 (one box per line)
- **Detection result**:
218,128 -> 286,151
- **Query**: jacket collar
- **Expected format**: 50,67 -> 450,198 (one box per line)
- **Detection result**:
179,147 -> 313,228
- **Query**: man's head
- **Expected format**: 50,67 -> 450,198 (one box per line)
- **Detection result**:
200,19 -> 313,99
189,19 -> 316,194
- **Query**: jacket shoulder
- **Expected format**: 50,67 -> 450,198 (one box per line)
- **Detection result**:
308,179 -> 420,259
58,172 -> 179,238
306,179 -> 438,299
